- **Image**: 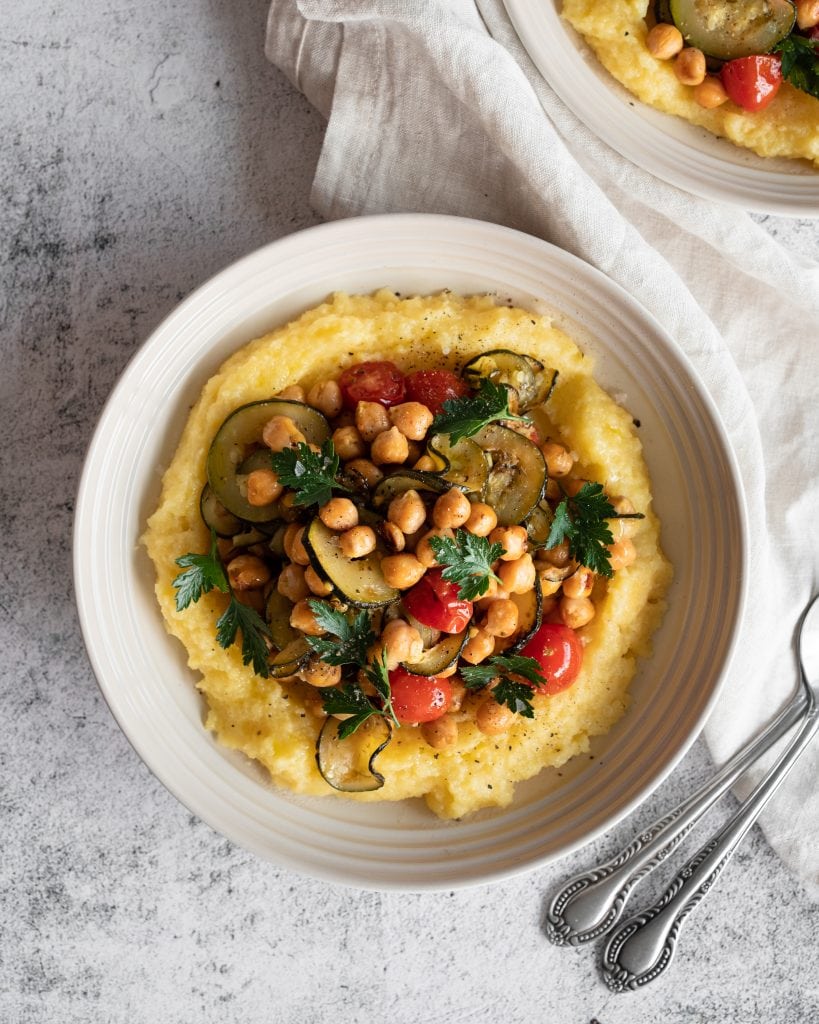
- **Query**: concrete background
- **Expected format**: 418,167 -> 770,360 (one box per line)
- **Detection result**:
2,1 -> 817,1022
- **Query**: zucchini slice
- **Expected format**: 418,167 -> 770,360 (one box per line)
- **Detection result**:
315,715 -> 392,792
371,469 -> 454,508
304,518 -> 399,608
525,502 -> 554,549
668,0 -> 795,60
472,424 -> 547,526
508,586 -> 543,653
265,590 -> 298,652
402,629 -> 467,676
462,349 -> 557,411
426,433 -> 490,494
207,399 -> 330,521
269,636 -> 311,678
199,484 -> 242,537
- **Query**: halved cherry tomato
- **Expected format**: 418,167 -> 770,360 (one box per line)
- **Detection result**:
720,55 -> 782,112
389,668 -> 452,724
520,622 -> 583,695
405,369 -> 471,415
402,568 -> 473,634
339,360 -> 407,408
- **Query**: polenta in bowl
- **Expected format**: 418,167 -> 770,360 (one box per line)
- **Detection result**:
143,289 -> 672,820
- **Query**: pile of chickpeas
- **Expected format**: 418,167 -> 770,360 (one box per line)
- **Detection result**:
645,1 -> 819,110
216,372 -> 639,748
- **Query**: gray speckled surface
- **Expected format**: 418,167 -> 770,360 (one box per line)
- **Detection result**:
2,2 -> 818,1021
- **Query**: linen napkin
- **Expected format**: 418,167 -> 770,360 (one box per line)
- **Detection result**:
265,0 -> 819,897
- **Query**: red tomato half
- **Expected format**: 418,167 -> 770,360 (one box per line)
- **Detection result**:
339,360 -> 407,408
402,568 -> 473,634
405,369 -> 471,415
721,55 -> 782,112
520,623 -> 583,695
389,668 -> 452,724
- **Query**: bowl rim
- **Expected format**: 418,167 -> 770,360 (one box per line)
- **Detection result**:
73,213 -> 749,891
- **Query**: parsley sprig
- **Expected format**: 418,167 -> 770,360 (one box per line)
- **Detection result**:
775,34 -> 819,101
546,482 -> 618,577
269,439 -> 351,508
431,378 -> 530,444
320,649 -> 398,739
304,601 -> 376,666
172,530 -> 272,677
428,528 -> 505,601
461,654 -> 548,718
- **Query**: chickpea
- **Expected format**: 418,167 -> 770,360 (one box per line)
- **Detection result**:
540,539 -> 571,568
389,401 -> 434,441
797,0 -> 819,29
608,538 -> 637,571
382,619 -> 424,670
346,458 -> 383,489
464,502 -> 497,537
244,468 -> 283,507
461,627 -> 495,665
304,565 -> 333,597
645,21 -> 683,60
332,425 -> 366,461
388,489 -> 427,535
560,595 -> 596,629
282,523 -> 310,566
339,525 -> 377,559
544,478 -> 562,502
371,426 -> 410,465
355,400 -> 390,442
232,588 -> 265,613
498,553 -> 536,595
415,527 -> 455,568
381,553 -> 426,589
227,554 -> 270,591
381,521 -> 405,552
448,675 -> 467,713
290,599 -> 326,636
562,477 -> 588,497
277,563 -> 310,603
674,47 -> 706,86
693,75 -> 729,109
562,567 -> 595,600
306,379 -> 343,418
432,488 -> 472,529
476,698 -> 516,736
413,455 -> 438,472
489,525 -> 527,561
405,440 -> 423,465
300,658 -> 342,688
483,598 -> 520,638
319,496 -> 359,532
540,440 -> 573,478
276,384 -> 305,402
262,415 -> 306,452
421,716 -> 458,749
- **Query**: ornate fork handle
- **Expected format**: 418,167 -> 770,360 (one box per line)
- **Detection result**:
545,691 -> 807,946
601,697 -> 819,991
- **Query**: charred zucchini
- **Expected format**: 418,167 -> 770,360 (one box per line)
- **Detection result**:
265,590 -> 299,652
472,424 -> 547,526
304,518 -> 399,608
462,349 -> 557,411
199,484 -> 242,537
525,502 -> 554,549
668,0 -> 795,60
372,469 -> 454,508
207,399 -> 330,521
426,433 -> 489,494
402,629 -> 467,676
508,586 -> 543,653
269,636 -> 311,678
315,715 -> 392,792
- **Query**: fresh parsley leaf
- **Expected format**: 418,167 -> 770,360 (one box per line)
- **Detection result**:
362,648 -> 399,728
461,653 -> 545,718
546,481 -> 617,577
428,528 -> 504,601
320,682 -> 381,739
775,34 -> 819,101
431,378 -> 529,445
215,599 -> 272,678
269,439 -> 351,508
304,601 -> 376,667
172,529 -> 229,611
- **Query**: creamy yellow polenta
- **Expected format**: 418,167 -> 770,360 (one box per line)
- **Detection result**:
563,0 -> 819,167
143,290 -> 672,819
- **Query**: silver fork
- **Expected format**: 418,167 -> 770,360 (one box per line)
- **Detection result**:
545,594 -> 818,983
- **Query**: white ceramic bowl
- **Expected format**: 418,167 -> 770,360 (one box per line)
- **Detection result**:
503,0 -> 819,216
74,215 -> 747,891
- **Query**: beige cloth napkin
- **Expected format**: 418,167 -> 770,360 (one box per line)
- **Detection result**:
266,0 -> 819,897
